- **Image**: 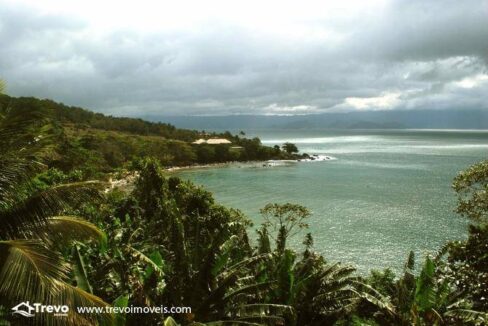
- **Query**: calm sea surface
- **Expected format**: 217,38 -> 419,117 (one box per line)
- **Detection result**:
176,129 -> 488,273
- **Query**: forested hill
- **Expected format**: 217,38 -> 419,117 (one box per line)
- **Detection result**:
0,95 -> 297,177
0,95 -> 200,141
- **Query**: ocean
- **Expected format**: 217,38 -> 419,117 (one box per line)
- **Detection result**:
176,129 -> 488,274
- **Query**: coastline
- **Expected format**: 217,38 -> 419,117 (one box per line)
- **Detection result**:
164,161 -> 257,172
108,155 -> 335,192
165,155 -> 335,173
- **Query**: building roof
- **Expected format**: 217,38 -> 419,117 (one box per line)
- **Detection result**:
192,138 -> 232,145
192,138 -> 207,144
206,138 -> 232,144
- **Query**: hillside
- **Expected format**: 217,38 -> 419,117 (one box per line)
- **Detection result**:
0,95 -> 296,178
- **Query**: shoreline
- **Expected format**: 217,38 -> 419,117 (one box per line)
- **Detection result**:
164,160 -> 258,172
165,155 -> 336,173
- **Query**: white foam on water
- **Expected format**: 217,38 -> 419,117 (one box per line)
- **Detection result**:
306,143 -> 488,155
401,144 -> 488,149
300,154 -> 337,162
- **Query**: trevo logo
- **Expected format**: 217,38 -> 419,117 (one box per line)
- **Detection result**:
12,301 -> 69,317
11,302 -> 35,317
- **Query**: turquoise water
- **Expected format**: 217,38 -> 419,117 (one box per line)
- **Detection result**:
177,129 -> 488,273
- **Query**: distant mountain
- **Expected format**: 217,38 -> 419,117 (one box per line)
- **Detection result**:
145,109 -> 488,131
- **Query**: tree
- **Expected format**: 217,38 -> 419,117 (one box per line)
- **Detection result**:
273,145 -> 281,155
257,204 -> 358,325
444,224 -> 488,312
446,159 -> 488,313
82,160 -> 291,325
358,252 -> 487,325
0,102 -> 110,325
196,144 -> 216,163
282,142 -> 298,154
453,160 -> 488,222
260,203 -> 310,253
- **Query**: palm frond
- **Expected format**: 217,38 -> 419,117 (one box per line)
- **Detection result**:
210,254 -> 272,298
221,254 -> 272,279
352,281 -> 396,317
0,240 -> 68,303
0,240 -> 111,323
0,155 -> 46,209
197,254 -> 273,313
1,181 -> 104,238
234,303 -> 294,320
445,309 -> 488,323
0,105 -> 51,154
54,280 -> 113,325
40,216 -> 106,245
223,281 -> 274,302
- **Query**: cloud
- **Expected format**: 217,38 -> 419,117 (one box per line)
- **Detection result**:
263,103 -> 320,115
344,92 -> 402,110
452,74 -> 488,89
0,0 -> 487,116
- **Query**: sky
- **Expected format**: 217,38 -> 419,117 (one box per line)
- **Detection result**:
1,0 -> 487,116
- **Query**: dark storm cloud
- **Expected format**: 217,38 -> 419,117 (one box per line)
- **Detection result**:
1,0 -> 487,116
378,0 -> 488,62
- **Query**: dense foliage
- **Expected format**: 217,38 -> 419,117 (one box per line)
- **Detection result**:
0,96 -> 110,325
0,93 -> 487,325
0,95 -> 302,179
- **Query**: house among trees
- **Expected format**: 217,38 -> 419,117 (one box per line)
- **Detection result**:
192,138 -> 232,145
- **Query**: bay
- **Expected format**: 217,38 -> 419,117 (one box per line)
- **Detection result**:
177,129 -> 488,273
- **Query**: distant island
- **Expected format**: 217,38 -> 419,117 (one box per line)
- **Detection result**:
149,109 -> 488,131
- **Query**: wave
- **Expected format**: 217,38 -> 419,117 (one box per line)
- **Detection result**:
262,155 -> 337,166
299,154 -> 337,162
341,160 -> 428,170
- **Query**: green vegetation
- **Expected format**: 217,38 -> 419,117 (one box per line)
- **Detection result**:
281,143 -> 299,155
0,95 -> 303,179
0,100 -> 110,325
0,93 -> 487,325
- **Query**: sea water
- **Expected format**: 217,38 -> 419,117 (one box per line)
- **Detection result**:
177,129 -> 488,273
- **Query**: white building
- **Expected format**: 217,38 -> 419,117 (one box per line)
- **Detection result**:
192,138 -> 232,145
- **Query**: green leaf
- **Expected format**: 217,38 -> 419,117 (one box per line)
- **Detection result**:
415,256 -> 436,311
73,245 -> 93,294
164,316 -> 180,326
211,236 -> 238,276
110,294 -> 129,326
144,250 -> 164,280
113,294 -> 129,308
